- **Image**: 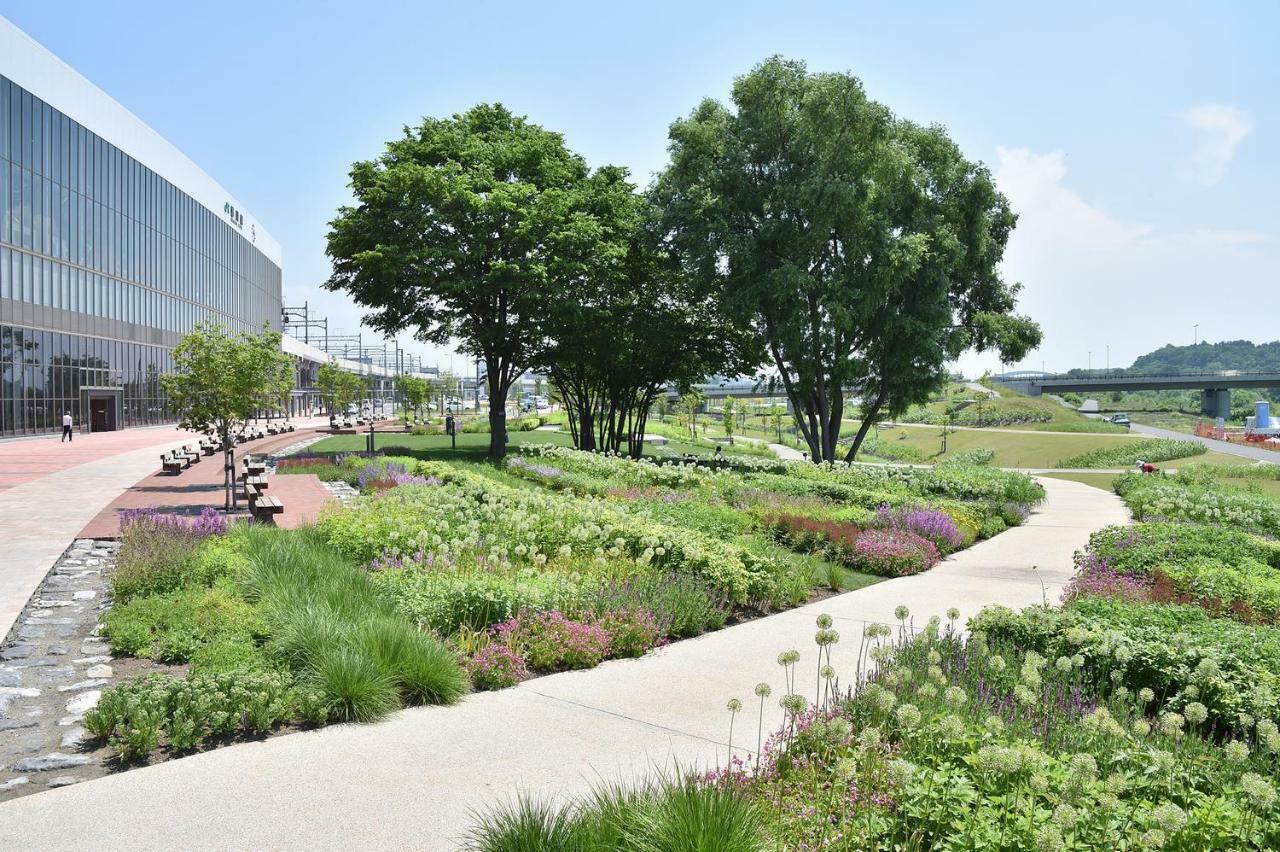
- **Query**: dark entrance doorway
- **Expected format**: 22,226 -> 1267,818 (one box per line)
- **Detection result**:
89,395 -> 117,432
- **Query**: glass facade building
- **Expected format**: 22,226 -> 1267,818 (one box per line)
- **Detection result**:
0,23 -> 282,437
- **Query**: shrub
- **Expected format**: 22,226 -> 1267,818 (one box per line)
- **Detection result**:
494,611 -> 612,671
938,447 -> 995,466
466,643 -> 531,691
854,436 -> 927,463
978,515 -> 1006,539
873,505 -> 964,554
101,584 -> 261,663
1056,437 -> 1206,469
847,529 -> 939,576
111,508 -> 230,601
596,608 -> 665,658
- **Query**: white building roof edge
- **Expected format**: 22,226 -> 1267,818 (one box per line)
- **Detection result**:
0,15 -> 283,268
283,333 -> 439,380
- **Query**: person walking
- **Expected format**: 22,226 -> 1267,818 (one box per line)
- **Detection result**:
61,410 -> 73,442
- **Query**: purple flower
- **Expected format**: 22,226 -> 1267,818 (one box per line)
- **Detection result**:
119,505 -> 227,537
506,457 -> 565,479
849,528 -> 940,576
874,505 -> 963,552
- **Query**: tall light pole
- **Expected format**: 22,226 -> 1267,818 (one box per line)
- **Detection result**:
1106,344 -> 1110,372
1088,351 -> 1092,372
1194,324 -> 1199,345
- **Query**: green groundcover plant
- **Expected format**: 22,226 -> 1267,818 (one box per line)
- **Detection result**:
1056,438 -> 1206,469
471,609 -> 1280,849
1115,472 -> 1280,538
92,518 -> 468,761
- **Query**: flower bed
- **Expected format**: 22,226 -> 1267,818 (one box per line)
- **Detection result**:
87,515 -> 467,762
1116,472 -> 1280,537
1065,522 -> 1280,623
1056,437 -> 1206,469
470,608 -> 1280,849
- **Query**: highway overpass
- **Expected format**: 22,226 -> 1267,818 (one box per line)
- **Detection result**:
990,371 -> 1280,419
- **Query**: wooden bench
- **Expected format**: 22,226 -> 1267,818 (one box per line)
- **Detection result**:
160,453 -> 186,475
244,482 -> 284,522
180,445 -> 201,464
199,440 -> 217,456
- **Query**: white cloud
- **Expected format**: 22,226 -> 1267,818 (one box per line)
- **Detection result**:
1179,104 -> 1254,187
953,146 -> 1278,378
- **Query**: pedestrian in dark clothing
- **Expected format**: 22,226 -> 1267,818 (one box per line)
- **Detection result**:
61,411 -> 73,442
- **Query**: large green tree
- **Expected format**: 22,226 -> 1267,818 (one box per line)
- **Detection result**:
533,166 -> 748,456
325,103 -> 591,459
396,374 -> 430,419
316,360 -> 366,421
161,322 -> 293,510
656,58 -> 1040,462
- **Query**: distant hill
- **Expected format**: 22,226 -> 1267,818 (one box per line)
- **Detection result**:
1129,340 -> 1280,374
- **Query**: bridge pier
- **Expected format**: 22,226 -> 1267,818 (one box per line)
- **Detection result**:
1200,388 -> 1231,420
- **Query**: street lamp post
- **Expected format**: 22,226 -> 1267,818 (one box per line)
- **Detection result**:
1194,324 -> 1199,346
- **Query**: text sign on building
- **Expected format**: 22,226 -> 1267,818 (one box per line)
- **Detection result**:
224,202 -> 244,229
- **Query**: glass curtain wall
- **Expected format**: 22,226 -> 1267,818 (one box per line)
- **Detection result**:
0,75 -> 281,436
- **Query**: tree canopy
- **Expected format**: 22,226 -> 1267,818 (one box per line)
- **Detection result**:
161,322 -> 293,509
532,166 -> 751,456
325,103 -> 592,458
316,360 -> 366,418
655,57 -> 1041,462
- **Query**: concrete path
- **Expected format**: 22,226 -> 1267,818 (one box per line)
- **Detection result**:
0,476 -> 1127,850
0,418 -> 333,641
1132,423 -> 1280,463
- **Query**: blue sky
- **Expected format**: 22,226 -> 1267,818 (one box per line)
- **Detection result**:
4,1 -> 1276,377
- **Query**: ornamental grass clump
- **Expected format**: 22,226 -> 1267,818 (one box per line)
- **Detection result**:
847,529 -> 939,577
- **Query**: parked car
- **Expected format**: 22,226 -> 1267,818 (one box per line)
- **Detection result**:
1108,413 -> 1131,428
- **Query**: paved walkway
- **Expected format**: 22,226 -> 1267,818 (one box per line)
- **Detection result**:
0,419 -> 333,641
76,427 -> 331,539
1131,423 -> 1280,463
0,477 -> 1128,850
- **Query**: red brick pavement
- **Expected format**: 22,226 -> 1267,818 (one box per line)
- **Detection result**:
270,474 -> 338,530
78,427 -> 328,538
0,419 -> 329,491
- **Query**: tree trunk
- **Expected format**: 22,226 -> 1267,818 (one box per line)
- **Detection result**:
843,390 -> 886,462
487,399 -> 507,459
221,425 -> 236,512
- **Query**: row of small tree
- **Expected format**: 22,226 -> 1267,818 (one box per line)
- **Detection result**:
324,57 -> 1042,462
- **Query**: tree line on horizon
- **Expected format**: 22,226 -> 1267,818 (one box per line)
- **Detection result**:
323,56 -> 1042,462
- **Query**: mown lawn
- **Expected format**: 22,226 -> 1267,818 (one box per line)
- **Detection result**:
309,428 -> 742,461
853,425 -> 1148,468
